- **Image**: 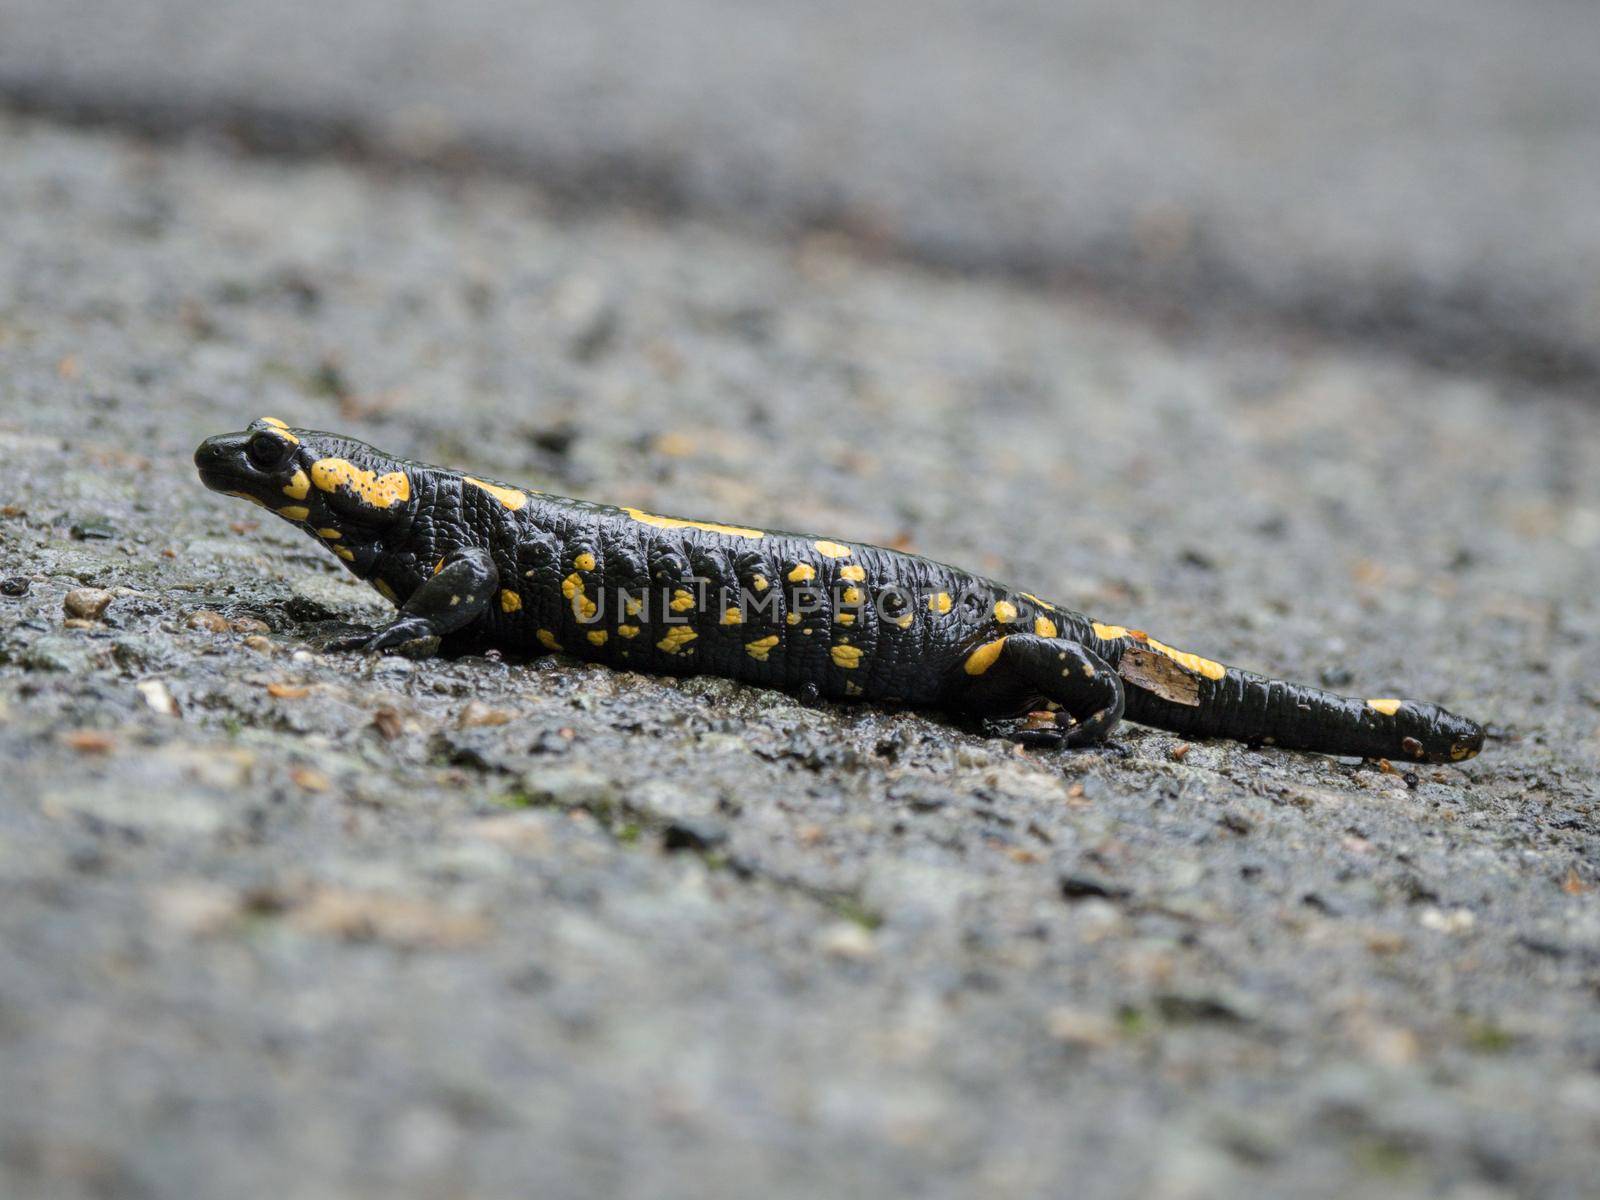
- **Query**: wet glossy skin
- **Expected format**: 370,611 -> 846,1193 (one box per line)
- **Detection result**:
196,418 -> 1486,764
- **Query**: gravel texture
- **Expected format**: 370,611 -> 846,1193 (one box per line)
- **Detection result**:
3,1 -> 1599,386
1,114 -> 1598,1199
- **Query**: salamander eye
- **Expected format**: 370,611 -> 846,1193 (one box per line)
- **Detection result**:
246,433 -> 292,469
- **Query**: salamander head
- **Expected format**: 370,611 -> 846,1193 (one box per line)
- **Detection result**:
195,418 -> 416,547
1367,697 -> 1485,763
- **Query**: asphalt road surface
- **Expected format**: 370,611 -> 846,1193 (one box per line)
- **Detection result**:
1,5 -> 1597,1198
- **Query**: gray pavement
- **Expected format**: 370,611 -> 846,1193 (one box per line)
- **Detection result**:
1,115 -> 1597,1199
2,0 -> 1599,384
2,4 -> 1600,1197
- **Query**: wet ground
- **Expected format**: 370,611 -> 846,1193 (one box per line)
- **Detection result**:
1,26 -> 1598,1200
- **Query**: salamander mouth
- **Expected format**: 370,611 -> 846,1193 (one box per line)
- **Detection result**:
196,467 -> 240,493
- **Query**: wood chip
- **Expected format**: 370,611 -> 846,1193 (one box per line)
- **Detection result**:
1116,643 -> 1201,706
290,887 -> 490,949
289,766 -> 331,793
371,707 -> 404,741
266,682 -> 311,699
61,730 -> 116,753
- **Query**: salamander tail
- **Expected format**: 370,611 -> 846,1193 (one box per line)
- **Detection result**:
1091,628 -> 1484,763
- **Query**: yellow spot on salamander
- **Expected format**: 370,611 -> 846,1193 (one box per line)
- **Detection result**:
814,540 -> 852,558
788,563 -> 816,583
669,588 -> 697,613
836,613 -> 856,625
1020,592 -> 1056,612
1097,620 -> 1224,678
839,565 -> 866,583
657,626 -> 698,654
621,507 -> 762,539
279,506 -> 310,522
617,624 -> 640,638
721,607 -> 744,625
333,546 -> 356,562
310,459 -> 411,508
786,612 -> 802,626
561,573 -> 597,619
830,644 -> 863,669
257,418 -> 299,445
587,630 -> 608,646
374,580 -> 398,603
625,597 -> 643,617
964,637 -> 1009,676
751,574 -> 769,591
282,470 -> 310,500
1366,698 -> 1404,716
1035,616 -> 1058,638
842,586 -> 863,606
537,629 -> 562,652
1140,637 -> 1226,681
745,635 -> 780,662
464,476 -> 529,511
574,552 -> 597,571
929,592 -> 952,614
844,681 -> 863,696
994,600 -> 1019,624
226,491 -> 269,509
500,590 -> 522,614
317,528 -> 341,540
894,614 -> 914,629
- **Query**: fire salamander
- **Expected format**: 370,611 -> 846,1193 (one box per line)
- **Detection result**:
196,419 -> 1485,764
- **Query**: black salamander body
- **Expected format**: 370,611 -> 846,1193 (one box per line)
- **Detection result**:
196,420 -> 1485,764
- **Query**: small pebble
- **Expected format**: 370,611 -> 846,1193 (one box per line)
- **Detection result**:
816,921 -> 877,961
458,701 -> 514,728
1045,1007 -> 1119,1048
187,610 -> 229,633
1,577 -> 30,596
69,519 -> 117,541
231,617 -> 271,634
135,679 -> 180,717
243,635 -> 275,654
63,588 -> 113,620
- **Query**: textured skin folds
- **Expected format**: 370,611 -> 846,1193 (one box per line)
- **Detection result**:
195,421 -> 1486,763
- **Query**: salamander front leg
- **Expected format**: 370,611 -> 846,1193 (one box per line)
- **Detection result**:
962,635 -> 1125,750
328,547 -> 498,654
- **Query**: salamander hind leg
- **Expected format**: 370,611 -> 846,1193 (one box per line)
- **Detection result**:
959,634 -> 1125,750
328,546 -> 498,655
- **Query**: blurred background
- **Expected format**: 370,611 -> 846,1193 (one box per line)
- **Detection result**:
1,4 -> 1598,1200
4,0 -> 1599,385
